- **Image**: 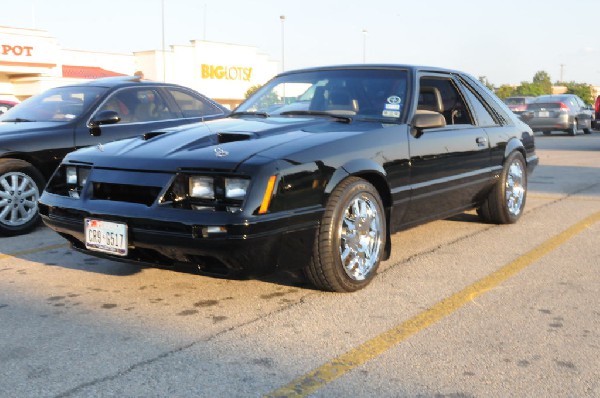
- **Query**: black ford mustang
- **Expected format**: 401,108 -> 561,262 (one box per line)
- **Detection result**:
39,65 -> 538,292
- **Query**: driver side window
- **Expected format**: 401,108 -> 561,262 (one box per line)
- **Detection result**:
418,77 -> 473,125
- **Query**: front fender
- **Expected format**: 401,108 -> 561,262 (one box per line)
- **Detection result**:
504,137 -> 525,161
324,158 -> 387,195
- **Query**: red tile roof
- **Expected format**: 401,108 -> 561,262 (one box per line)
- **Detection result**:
62,65 -> 127,79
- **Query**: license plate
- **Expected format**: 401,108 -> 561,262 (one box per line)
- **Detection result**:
85,218 -> 128,256
537,111 -> 550,117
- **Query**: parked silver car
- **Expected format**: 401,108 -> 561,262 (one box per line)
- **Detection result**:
521,94 -> 593,135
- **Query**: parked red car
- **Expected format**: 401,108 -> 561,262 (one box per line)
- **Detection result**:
504,96 -> 535,114
593,95 -> 600,130
0,100 -> 18,114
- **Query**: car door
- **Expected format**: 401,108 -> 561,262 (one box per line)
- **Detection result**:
402,73 -> 491,226
572,95 -> 592,129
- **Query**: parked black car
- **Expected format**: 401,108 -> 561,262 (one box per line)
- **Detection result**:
40,65 -> 538,292
0,76 -> 228,235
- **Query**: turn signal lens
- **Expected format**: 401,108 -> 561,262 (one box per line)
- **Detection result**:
258,175 -> 277,214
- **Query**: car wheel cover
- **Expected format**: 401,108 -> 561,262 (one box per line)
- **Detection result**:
505,160 -> 525,216
0,171 -> 39,227
338,193 -> 383,281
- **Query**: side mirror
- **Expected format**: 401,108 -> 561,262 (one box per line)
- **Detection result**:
89,110 -> 121,136
411,111 -> 446,137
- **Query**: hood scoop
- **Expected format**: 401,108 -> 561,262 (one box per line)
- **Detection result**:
142,131 -> 167,140
217,132 -> 253,143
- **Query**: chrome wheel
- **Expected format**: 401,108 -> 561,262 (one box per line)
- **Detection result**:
505,160 -> 525,217
338,193 -> 383,281
0,171 -> 40,227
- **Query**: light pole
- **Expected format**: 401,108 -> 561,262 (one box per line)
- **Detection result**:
161,0 -> 166,82
280,15 -> 286,71
362,29 -> 368,63
203,3 -> 207,40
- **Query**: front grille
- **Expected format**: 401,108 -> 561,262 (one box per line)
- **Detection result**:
92,182 -> 162,206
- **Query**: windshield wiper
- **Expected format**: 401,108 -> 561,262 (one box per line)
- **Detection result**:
2,118 -> 35,122
229,111 -> 270,118
279,110 -> 352,124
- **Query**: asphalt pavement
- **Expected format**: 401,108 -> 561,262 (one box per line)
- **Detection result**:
1,132 -> 599,397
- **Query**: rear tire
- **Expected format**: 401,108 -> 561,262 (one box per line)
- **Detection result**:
304,177 -> 386,292
0,159 -> 45,236
477,152 -> 527,225
567,119 -> 577,136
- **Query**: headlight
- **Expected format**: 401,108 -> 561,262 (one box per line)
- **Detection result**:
63,165 -> 91,198
66,167 -> 78,185
189,176 -> 214,199
225,178 -> 250,200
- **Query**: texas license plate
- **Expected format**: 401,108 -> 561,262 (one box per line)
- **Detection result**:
85,218 -> 128,256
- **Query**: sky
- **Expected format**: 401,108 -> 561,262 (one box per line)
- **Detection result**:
3,0 -> 600,87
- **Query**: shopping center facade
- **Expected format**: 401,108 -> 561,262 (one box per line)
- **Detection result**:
0,25 -> 279,109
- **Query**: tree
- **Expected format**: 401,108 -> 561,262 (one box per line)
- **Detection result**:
532,70 -> 552,94
478,76 -> 495,91
244,84 -> 262,99
496,85 -> 515,99
562,82 -> 594,104
513,81 -> 547,97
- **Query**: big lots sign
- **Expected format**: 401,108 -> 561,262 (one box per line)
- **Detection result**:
1,44 -> 34,57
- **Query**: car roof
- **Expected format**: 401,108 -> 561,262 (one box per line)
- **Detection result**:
535,94 -> 573,101
55,76 -> 176,89
277,63 -> 464,76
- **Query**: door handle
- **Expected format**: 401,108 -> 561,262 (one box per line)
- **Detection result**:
476,137 -> 488,147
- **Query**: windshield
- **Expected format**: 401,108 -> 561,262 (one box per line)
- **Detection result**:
0,86 -> 106,122
237,69 -> 409,123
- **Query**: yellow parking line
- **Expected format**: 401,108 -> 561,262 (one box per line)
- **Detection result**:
265,210 -> 600,398
0,243 -> 69,261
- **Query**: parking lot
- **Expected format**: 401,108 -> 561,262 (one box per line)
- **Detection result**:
1,132 -> 599,397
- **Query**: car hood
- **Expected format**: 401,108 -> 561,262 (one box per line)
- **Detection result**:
64,117 -> 366,172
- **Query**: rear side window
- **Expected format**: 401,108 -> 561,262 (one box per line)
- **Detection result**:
461,75 -> 512,125
168,88 -> 224,118
456,80 -> 499,127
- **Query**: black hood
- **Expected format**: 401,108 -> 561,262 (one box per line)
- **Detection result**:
65,117 -> 359,172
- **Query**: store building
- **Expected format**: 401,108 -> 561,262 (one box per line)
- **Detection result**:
0,25 -> 279,108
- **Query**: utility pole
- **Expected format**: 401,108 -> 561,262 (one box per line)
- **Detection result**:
362,29 -> 368,63
280,15 -> 286,72
560,64 -> 565,82
162,0 -> 166,82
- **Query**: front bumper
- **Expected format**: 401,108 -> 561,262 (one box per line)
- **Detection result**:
39,193 -> 321,277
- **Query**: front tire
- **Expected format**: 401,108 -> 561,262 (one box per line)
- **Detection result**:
0,159 -> 45,236
583,119 -> 592,134
305,177 -> 386,292
477,152 -> 527,224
